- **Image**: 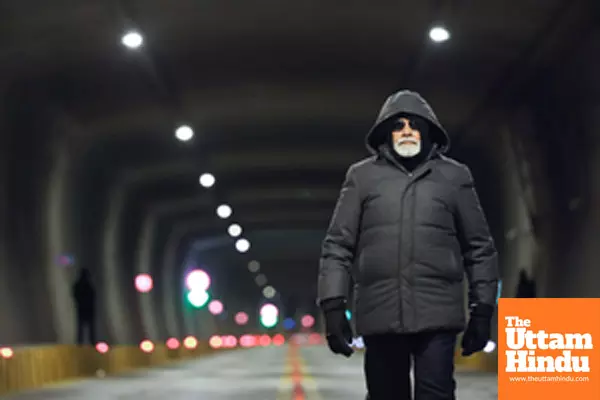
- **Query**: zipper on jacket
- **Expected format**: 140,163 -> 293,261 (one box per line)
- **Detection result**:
397,180 -> 412,332
411,183 -> 418,329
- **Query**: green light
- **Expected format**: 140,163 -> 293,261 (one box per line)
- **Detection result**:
260,314 -> 278,328
345,310 -> 352,320
187,289 -> 210,308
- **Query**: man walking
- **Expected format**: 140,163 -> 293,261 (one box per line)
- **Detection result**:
317,90 -> 499,399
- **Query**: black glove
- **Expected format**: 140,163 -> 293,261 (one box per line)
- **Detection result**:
321,298 -> 354,357
461,303 -> 494,357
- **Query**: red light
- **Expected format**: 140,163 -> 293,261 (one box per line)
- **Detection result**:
95,342 -> 110,354
0,347 -> 14,359
259,335 -> 271,347
183,336 -> 198,350
135,274 -> 153,293
223,335 -> 237,348
166,338 -> 180,350
209,335 -> 223,349
309,333 -> 322,345
235,312 -> 249,325
239,334 -> 256,348
208,300 -> 224,315
301,315 -> 315,328
140,340 -> 154,353
272,334 -> 285,346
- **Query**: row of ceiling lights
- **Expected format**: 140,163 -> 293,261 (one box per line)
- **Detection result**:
198,172 -> 278,300
119,29 -> 280,307
120,22 -> 450,140
119,22 -> 451,303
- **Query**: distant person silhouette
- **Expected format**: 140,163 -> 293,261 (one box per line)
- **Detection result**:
515,269 -> 537,298
72,268 -> 97,345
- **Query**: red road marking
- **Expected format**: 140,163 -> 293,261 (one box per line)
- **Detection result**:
290,343 -> 305,400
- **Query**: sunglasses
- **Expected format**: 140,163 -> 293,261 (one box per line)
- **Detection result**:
392,117 -> 427,132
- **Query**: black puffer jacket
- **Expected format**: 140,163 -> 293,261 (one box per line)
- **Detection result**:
317,90 -> 499,335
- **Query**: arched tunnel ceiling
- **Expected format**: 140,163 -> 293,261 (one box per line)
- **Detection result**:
3,0 -> 598,309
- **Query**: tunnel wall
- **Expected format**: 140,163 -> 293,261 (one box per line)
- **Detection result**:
485,29 -> 600,299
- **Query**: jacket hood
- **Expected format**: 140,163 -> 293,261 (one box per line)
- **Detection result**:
365,90 -> 450,155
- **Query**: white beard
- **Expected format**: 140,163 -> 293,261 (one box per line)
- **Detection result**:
393,140 -> 421,158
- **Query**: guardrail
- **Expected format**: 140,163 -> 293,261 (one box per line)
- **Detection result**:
0,341 -> 215,396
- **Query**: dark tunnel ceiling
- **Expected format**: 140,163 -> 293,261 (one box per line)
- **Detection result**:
3,0 -> 597,304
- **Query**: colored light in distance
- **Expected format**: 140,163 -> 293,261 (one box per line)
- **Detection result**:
223,335 -> 238,348
272,334 -> 285,346
187,289 -> 210,308
301,315 -> 315,328
260,313 -> 278,328
260,303 -> 278,317
235,312 -> 249,325
309,333 -> 323,345
283,318 -> 296,330
0,347 -> 14,359
95,342 -> 110,354
186,269 -> 210,291
209,335 -> 223,349
140,340 -> 154,353
183,336 -> 198,350
135,273 -> 153,293
239,334 -> 257,347
208,300 -> 224,315
345,310 -> 352,320
259,335 -> 272,346
166,338 -> 180,350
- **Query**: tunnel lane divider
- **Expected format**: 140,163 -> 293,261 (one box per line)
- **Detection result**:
276,341 -> 322,400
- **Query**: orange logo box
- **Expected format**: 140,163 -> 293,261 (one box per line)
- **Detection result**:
498,298 -> 600,399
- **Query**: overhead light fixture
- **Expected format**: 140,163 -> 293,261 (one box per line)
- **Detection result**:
175,125 -> 194,142
228,223 -> 242,237
121,30 -> 144,49
429,26 -> 450,43
248,260 -> 260,273
263,285 -> 276,299
236,238 -> 250,253
255,274 -> 267,286
216,204 -> 232,219
199,173 -> 215,188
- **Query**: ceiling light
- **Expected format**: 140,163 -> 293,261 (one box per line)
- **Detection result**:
263,285 -> 276,299
255,274 -> 267,286
121,30 -> 143,49
216,204 -> 232,219
236,238 -> 250,253
248,260 -> 260,273
175,125 -> 194,141
429,26 -> 450,43
228,224 -> 242,237
199,173 -> 215,188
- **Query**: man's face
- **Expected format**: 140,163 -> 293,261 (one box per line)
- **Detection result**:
391,117 -> 421,158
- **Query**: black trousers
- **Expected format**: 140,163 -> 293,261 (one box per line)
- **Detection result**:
364,331 -> 457,400
76,315 -> 96,345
